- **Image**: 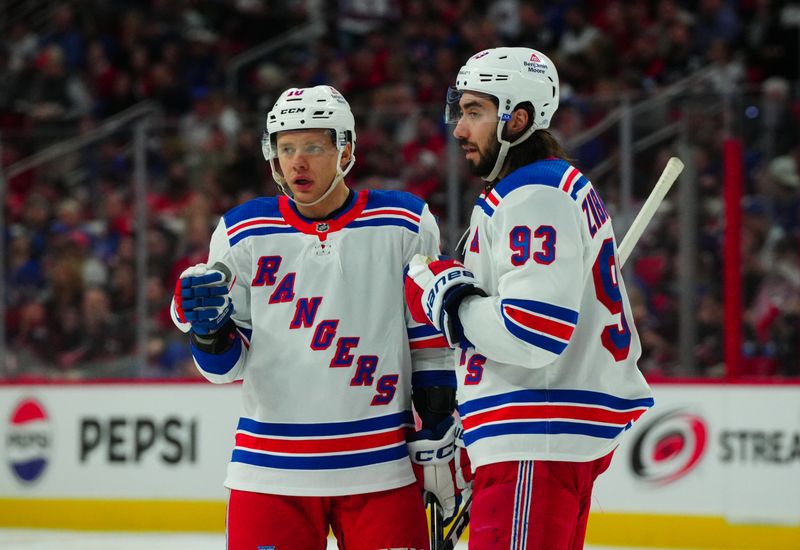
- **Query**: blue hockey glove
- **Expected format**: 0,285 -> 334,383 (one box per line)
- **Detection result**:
173,262 -> 234,335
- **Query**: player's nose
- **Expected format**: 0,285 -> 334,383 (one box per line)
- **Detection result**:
453,118 -> 468,140
290,153 -> 309,169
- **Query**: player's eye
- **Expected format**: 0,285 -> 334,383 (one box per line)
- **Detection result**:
277,145 -> 296,157
304,144 -> 325,155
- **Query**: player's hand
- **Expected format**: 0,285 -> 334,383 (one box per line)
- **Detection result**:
408,416 -> 462,521
173,262 -> 234,335
404,254 -> 486,347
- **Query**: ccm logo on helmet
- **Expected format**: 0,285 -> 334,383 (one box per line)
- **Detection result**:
280,107 -> 306,114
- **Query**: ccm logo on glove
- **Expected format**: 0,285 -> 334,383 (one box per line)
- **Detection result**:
413,444 -> 455,463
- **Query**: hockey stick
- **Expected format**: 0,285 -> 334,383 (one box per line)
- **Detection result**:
428,494 -> 444,550
617,156 -> 684,266
439,157 -> 684,550
441,494 -> 471,550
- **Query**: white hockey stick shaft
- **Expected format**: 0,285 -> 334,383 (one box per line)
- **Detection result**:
617,157 -> 684,267
429,494 -> 444,550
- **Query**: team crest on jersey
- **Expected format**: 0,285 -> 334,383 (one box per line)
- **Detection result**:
316,222 -> 329,233
314,242 -> 332,256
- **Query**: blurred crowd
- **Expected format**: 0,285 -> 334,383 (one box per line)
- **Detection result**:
2,0 -> 800,379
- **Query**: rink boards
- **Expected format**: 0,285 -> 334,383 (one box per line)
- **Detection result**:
1,380 -> 798,548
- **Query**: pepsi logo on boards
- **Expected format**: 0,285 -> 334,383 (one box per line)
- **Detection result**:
6,398 -> 52,484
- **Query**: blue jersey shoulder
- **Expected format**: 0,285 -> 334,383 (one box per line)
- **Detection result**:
365,189 -> 426,216
494,159 -> 572,196
224,196 -> 282,228
477,159 -> 591,216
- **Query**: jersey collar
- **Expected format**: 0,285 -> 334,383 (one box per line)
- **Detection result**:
279,189 -> 369,240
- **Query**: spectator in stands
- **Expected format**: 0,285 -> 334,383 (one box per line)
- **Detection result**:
10,301 -> 55,373
40,3 -> 84,72
766,155 -> 800,235
5,232 -> 46,341
693,0 -> 741,53
404,149 -> 443,208
695,291 -> 725,376
744,0 -> 798,82
58,286 -> 134,372
559,4 -> 602,59
515,1 -> 556,52
756,77 -> 799,159
17,44 -> 91,145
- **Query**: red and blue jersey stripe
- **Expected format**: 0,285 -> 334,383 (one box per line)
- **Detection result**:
231,411 -> 415,470
407,324 -> 449,349
500,298 -> 578,354
348,190 -> 424,233
476,160 -> 590,216
223,191 -> 425,244
458,388 -> 654,447
224,198 -> 297,246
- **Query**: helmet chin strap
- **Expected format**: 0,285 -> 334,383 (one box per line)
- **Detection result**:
272,149 -> 356,208
482,119 -> 538,183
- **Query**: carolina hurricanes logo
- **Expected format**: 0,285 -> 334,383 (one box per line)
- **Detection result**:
630,409 -> 707,485
6,398 -> 52,484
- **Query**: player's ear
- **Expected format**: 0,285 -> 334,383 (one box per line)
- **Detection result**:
507,107 -> 529,135
340,142 -> 353,168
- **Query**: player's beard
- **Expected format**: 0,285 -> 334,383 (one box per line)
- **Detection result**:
460,134 -> 501,179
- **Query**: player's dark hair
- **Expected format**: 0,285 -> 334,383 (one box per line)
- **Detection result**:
501,102 -> 569,173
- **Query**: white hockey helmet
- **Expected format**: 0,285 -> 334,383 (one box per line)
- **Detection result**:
446,47 -> 559,181
262,85 -> 357,206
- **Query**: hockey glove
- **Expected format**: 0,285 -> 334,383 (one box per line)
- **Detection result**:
404,254 -> 487,348
173,262 -> 234,335
408,416 -> 459,520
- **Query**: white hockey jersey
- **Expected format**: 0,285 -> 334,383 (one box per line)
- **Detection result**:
172,189 -> 450,496
456,159 -> 654,468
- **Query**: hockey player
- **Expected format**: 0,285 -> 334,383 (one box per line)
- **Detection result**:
171,85 -> 456,550
405,48 -> 655,549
